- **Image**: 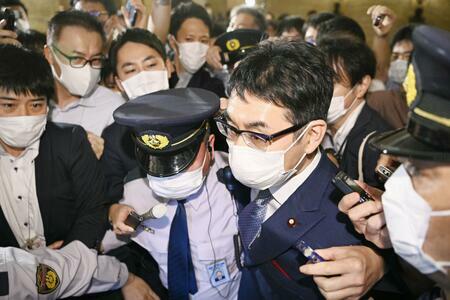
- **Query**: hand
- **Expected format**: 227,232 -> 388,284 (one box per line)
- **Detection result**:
300,246 -> 386,300
48,240 -> 64,250
122,0 -> 149,29
109,204 -> 136,235
367,5 -> 396,37
122,273 -> 160,300
87,132 -> 105,160
206,45 -> 223,71
338,181 -> 392,249
104,15 -> 126,41
0,19 -> 20,46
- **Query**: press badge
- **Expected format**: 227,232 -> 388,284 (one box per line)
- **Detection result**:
206,259 -> 231,287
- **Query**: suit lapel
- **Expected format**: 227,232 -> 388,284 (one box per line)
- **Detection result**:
34,125 -> 52,235
346,103 -> 372,142
248,154 -> 336,265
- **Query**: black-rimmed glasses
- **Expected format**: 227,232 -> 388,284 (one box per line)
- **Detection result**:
51,44 -> 104,69
214,114 -> 306,151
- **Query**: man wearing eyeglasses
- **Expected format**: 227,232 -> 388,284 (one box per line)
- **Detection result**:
43,10 -> 125,159
217,39 -> 395,299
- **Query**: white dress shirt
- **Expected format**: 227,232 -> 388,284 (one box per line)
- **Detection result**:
102,152 -> 241,299
322,101 -> 366,156
0,141 -> 45,249
175,71 -> 193,88
49,85 -> 125,136
251,151 -> 322,222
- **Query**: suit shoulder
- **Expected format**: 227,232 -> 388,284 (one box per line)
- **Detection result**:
102,122 -> 129,138
45,121 -> 86,137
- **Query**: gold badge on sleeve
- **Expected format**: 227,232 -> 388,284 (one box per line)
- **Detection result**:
36,264 -> 60,294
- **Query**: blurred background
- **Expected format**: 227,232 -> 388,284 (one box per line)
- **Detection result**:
21,0 -> 450,42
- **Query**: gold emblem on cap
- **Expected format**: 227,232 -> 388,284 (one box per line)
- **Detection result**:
141,134 -> 170,150
404,64 -> 417,106
226,39 -> 240,51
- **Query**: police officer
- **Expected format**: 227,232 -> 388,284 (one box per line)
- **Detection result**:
0,240 -> 158,299
103,88 -> 241,299
335,25 -> 450,299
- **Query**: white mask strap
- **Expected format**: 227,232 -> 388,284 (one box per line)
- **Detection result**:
430,210 -> 450,217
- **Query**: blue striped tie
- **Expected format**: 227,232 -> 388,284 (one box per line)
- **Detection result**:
168,200 -> 198,299
238,189 -> 272,250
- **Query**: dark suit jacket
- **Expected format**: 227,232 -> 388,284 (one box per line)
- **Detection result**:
340,104 -> 392,189
0,122 -> 108,249
101,122 -> 136,203
239,154 -> 364,299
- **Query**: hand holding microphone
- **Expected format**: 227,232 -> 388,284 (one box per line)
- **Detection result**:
109,203 -> 167,235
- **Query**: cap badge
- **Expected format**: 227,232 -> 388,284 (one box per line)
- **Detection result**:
141,134 -> 170,150
226,39 -> 240,51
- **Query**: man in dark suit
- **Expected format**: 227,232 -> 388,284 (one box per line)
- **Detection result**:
216,39 -> 406,299
318,37 -> 392,189
0,45 -> 108,250
167,2 -> 226,98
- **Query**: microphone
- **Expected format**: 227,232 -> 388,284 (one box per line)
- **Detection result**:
141,203 -> 167,220
124,203 -> 167,230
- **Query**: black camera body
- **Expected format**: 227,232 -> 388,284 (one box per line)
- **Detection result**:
0,8 -> 15,31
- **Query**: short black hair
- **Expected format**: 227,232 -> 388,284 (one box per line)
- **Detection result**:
391,24 -> 415,50
277,16 -> 304,36
228,39 -> 334,125
71,0 -> 117,15
170,2 -> 212,37
47,10 -> 105,44
0,44 -> 54,100
318,37 -> 376,87
109,28 -> 167,75
317,15 -> 366,43
17,30 -> 46,54
302,12 -> 335,34
0,0 -> 27,15
230,5 -> 267,32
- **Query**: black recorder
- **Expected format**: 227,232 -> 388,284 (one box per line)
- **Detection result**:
332,171 -> 373,204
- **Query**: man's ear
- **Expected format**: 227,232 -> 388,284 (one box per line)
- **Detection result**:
304,120 -> 327,154
355,75 -> 372,99
165,58 -> 174,78
115,75 -> 125,92
168,35 -> 178,56
208,134 -> 216,163
43,45 -> 53,65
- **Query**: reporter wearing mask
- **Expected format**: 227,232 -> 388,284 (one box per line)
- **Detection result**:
168,2 -> 225,98
101,28 -> 171,202
44,11 -> 125,160
308,26 -> 450,300
0,45 -> 107,251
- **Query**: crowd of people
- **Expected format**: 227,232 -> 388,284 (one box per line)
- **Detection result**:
0,0 -> 449,299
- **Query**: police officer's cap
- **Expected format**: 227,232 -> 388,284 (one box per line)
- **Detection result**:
114,88 -> 220,177
214,29 -> 268,67
371,25 -> 450,162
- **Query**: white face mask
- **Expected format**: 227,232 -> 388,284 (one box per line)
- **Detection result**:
327,87 -> 356,124
121,70 -> 169,100
147,153 -> 207,200
0,114 -> 47,148
383,164 -> 450,275
178,42 -> 209,74
228,123 -> 311,190
388,59 -> 408,84
16,18 -> 30,32
50,48 -> 100,97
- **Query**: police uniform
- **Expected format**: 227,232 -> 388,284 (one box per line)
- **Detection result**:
0,241 -> 128,299
102,88 -> 241,299
370,25 -> 450,300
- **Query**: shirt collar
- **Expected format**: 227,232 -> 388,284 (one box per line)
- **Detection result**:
269,150 -> 322,206
0,139 -> 40,160
332,101 -> 365,154
49,86 -> 100,112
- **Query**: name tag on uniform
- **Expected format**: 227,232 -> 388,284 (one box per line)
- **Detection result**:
206,259 -> 231,287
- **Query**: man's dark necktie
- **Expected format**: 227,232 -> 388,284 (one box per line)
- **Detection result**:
168,200 -> 198,299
